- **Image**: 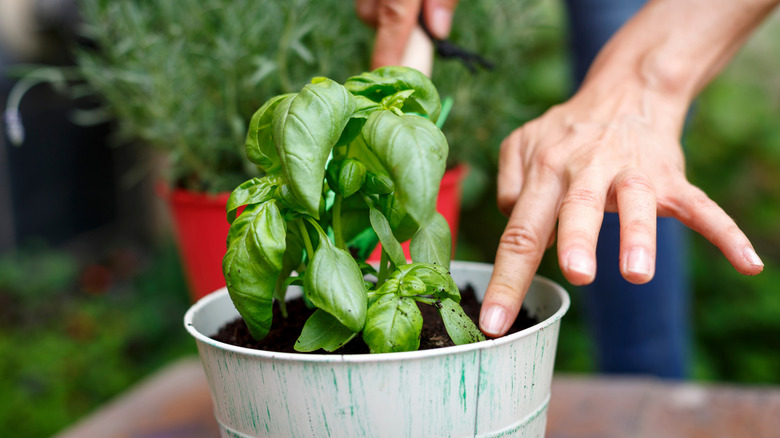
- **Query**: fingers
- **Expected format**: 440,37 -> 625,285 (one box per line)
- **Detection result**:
355,0 -> 379,25
421,0 -> 458,39
673,184 -> 763,275
614,171 -> 657,284
372,0 -> 422,68
556,173 -> 608,285
497,129 -> 524,217
480,170 -> 563,337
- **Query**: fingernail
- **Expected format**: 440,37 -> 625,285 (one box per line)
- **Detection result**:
430,7 -> 452,38
743,247 -> 764,267
565,249 -> 595,277
480,305 -> 507,336
626,247 -> 653,276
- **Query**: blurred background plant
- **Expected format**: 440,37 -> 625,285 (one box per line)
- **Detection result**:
0,0 -> 779,437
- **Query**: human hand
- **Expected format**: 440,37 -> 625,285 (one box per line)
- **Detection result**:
478,83 -> 764,337
355,0 -> 458,68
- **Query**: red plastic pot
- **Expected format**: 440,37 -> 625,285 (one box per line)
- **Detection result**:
162,188 -> 231,301
368,164 -> 467,262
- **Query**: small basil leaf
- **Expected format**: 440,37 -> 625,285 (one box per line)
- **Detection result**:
245,94 -> 294,172
304,238 -> 367,332
409,212 -> 452,269
226,177 -> 276,224
294,309 -> 358,352
363,110 -> 447,226
273,78 -> 354,217
363,294 -> 423,353
381,89 -> 416,111
223,201 -> 286,340
437,298 -> 486,345
398,276 -> 427,297
368,205 -> 406,267
374,278 -> 400,296
363,171 -> 393,195
338,159 -> 367,198
351,95 -> 383,119
325,159 -> 343,194
389,263 -> 459,302
345,66 -> 441,122
380,193 -> 419,242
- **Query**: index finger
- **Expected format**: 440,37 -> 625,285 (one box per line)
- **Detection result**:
372,0 -> 422,68
479,171 -> 563,337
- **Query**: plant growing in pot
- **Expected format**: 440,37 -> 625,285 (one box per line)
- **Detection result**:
185,66 -> 570,437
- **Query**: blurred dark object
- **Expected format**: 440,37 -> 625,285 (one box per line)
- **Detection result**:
0,0 -> 162,255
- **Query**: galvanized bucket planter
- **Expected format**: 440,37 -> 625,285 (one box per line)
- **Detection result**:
185,261 -> 570,438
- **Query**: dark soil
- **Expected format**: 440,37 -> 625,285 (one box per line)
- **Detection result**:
212,284 -> 538,354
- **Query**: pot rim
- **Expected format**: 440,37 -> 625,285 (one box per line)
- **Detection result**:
184,260 -> 570,363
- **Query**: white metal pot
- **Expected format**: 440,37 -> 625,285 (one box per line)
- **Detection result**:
184,261 -> 570,438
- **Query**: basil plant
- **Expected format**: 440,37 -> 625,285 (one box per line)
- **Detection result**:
223,66 -> 485,353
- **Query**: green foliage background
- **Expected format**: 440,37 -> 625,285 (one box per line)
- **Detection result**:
1,1 -> 778,437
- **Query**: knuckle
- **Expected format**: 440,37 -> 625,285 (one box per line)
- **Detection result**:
499,224 -> 543,257
690,192 -> 718,210
617,175 -> 655,193
561,187 -> 602,211
622,218 -> 655,237
378,0 -> 413,23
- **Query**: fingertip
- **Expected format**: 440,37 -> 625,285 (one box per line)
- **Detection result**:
561,248 -> 596,286
621,246 -> 655,284
739,247 -> 764,276
479,304 -> 509,338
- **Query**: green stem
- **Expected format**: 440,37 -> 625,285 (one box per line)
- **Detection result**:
304,216 -> 328,240
333,194 -> 345,250
297,220 -> 315,259
378,250 -> 389,285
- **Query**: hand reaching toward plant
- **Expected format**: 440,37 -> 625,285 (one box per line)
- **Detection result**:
355,0 -> 458,68
478,0 -> 777,337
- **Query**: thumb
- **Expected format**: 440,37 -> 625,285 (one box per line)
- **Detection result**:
372,0 -> 423,68
422,0 -> 458,39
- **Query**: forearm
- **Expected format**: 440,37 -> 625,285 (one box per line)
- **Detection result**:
578,0 -> 779,115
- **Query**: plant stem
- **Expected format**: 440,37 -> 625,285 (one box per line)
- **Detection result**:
297,220 -> 315,259
304,216 -> 328,241
378,250 -> 389,285
333,194 -> 345,250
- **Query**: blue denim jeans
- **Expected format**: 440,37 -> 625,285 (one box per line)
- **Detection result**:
564,0 -> 690,378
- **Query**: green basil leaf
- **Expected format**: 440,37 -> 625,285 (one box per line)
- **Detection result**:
437,298 -> 486,345
381,89 -> 416,111
346,132 -> 385,174
409,212 -> 452,269
273,78 -> 354,217
338,159 -> 367,198
226,177 -> 276,224
363,171 -> 393,195
389,263 -> 459,302
304,237 -> 367,332
368,205 -> 406,268
340,194 -> 372,244
363,110 -> 447,226
273,224 -> 304,304
223,200 -> 286,340
351,94 -> 383,119
363,294 -> 423,353
345,66 -> 441,122
325,159 -> 342,194
245,94 -> 294,173
294,309 -> 358,352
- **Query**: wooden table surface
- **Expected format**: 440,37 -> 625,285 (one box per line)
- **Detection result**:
55,358 -> 780,438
